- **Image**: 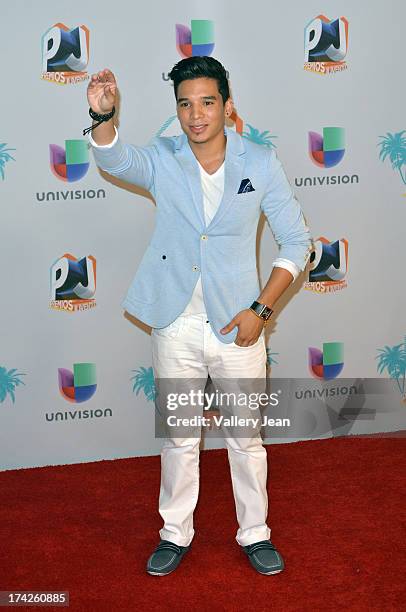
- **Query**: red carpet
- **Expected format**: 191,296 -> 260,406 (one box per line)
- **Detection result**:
1,436 -> 405,611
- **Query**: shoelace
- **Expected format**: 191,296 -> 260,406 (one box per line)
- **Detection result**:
246,541 -> 276,555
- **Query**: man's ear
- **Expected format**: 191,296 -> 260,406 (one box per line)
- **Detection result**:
225,98 -> 234,117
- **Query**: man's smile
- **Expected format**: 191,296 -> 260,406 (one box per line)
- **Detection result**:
189,124 -> 208,134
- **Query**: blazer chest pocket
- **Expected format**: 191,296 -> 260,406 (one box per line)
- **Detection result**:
129,245 -> 170,304
235,187 -> 261,207
231,189 -> 262,226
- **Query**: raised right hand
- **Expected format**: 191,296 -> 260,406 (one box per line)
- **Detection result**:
87,68 -> 117,114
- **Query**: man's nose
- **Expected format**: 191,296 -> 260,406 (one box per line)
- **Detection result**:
190,104 -> 204,119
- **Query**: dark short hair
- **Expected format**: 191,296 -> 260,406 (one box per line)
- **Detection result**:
168,56 -> 230,104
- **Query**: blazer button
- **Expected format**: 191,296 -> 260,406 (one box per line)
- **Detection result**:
192,265 -> 199,272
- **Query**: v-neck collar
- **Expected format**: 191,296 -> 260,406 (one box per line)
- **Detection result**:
173,126 -> 246,231
197,160 -> 225,178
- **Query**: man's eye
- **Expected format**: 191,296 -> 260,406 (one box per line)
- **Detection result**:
204,101 -> 214,105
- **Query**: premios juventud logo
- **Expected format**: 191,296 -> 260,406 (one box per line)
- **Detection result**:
304,237 -> 348,294
50,254 -> 96,312
304,15 -> 348,75
41,23 -> 90,84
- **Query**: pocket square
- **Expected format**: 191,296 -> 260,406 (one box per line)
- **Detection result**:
238,178 -> 255,194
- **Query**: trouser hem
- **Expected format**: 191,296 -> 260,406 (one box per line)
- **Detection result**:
159,529 -> 194,547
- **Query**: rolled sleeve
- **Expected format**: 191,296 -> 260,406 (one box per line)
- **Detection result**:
260,150 -> 312,271
88,125 -> 118,148
272,258 -> 301,281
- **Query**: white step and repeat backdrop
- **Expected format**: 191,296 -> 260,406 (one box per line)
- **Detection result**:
1,1 -> 406,470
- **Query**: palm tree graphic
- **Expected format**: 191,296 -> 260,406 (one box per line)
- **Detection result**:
0,143 -> 16,180
0,367 -> 25,403
376,336 -> 406,402
378,131 -> 406,189
266,349 -> 279,367
131,366 -> 156,402
242,125 -> 277,149
154,115 -> 177,139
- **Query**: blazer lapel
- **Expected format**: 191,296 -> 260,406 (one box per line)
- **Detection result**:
207,127 -> 246,231
173,127 -> 246,232
174,133 -> 206,230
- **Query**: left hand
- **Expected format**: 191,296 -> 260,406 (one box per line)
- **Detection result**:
220,309 -> 265,346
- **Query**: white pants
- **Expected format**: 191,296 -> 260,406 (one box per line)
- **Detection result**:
151,313 -> 271,547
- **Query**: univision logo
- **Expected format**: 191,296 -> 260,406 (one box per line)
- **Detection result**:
309,127 -> 345,168
36,188 -> 106,203
36,138 -> 106,203
309,342 -> 344,380
295,127 -> 359,187
295,384 -> 358,400
50,139 -> 89,182
162,20 -> 215,81
45,362 -> 112,422
58,362 -> 97,402
176,20 -> 214,58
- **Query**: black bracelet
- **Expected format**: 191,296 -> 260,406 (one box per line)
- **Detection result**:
83,106 -> 116,136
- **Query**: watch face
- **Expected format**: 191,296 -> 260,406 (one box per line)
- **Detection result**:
260,306 -> 271,318
251,301 -> 273,320
262,306 -> 272,319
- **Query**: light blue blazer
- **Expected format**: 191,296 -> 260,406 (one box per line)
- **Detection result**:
90,127 -> 311,344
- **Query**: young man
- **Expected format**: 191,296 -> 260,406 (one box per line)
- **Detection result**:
86,57 -> 311,576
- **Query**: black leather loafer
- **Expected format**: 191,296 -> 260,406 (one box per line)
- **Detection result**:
242,540 -> 285,575
146,540 -> 191,576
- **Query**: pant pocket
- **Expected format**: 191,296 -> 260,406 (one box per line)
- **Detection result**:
152,316 -> 186,339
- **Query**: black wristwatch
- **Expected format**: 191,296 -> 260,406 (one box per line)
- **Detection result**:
249,300 -> 273,324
